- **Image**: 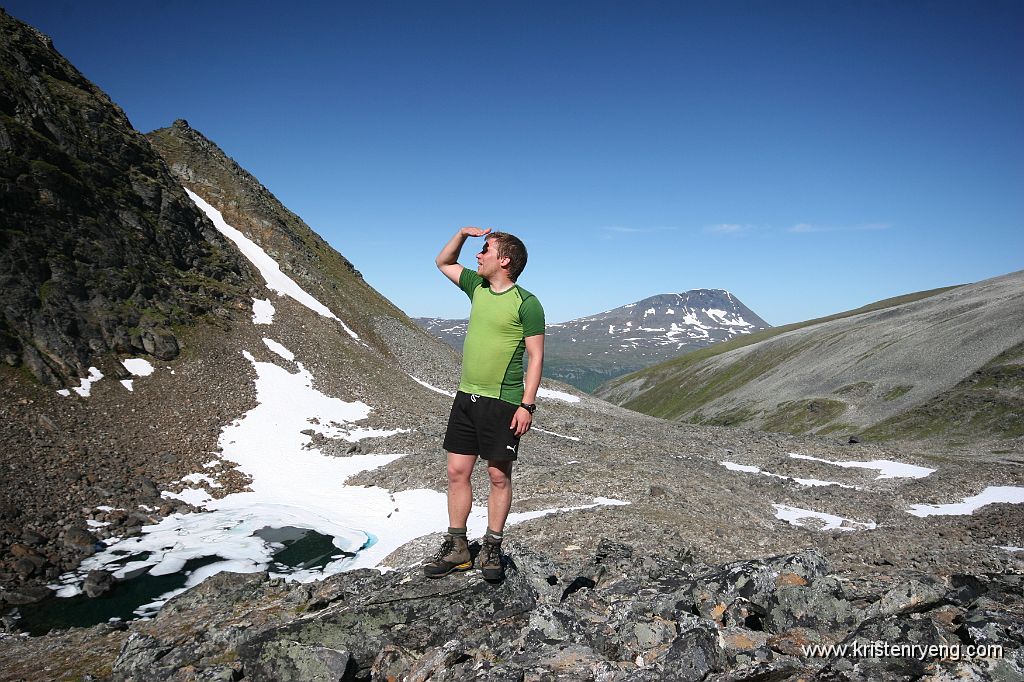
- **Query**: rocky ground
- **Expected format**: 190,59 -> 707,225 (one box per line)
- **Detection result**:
1,266 -> 1022,682
1,538 -> 1021,681
0,317 -> 256,608
1,311 -> 1022,679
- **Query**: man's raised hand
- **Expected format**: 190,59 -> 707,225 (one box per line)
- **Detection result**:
461,226 -> 492,238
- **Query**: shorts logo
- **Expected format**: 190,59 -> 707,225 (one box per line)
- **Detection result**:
506,445 -> 517,453
470,394 -> 479,402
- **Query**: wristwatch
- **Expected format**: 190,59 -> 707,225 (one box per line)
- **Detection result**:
519,402 -> 536,414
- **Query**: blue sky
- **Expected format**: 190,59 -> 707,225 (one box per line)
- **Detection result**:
6,1 -> 1022,325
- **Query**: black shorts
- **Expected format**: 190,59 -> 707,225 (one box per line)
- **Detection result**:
442,391 -> 521,461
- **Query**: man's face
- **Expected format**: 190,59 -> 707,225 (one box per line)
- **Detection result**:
476,238 -> 507,278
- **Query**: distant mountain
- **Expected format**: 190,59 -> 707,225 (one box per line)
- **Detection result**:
596,272 -> 1024,444
416,289 -> 769,392
413,317 -> 467,351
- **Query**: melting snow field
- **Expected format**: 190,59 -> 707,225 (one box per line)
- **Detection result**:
56,366 -> 103,397
185,188 -> 361,342
252,298 -> 275,325
409,375 -> 455,397
58,358 -> 156,396
726,454 -> 1023,530
55,342 -> 623,616
50,195 -> 625,618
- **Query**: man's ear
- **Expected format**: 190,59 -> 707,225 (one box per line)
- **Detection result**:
498,255 -> 511,269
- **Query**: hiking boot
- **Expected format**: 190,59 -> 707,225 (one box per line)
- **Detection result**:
423,534 -> 472,578
479,538 -> 504,581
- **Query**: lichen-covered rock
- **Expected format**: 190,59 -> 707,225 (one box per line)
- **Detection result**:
658,615 -> 726,681
689,549 -> 830,628
861,574 -> 948,619
764,575 -> 856,634
238,639 -> 353,682
817,614 -> 950,681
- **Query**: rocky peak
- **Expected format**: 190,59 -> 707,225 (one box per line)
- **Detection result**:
0,11 -> 255,386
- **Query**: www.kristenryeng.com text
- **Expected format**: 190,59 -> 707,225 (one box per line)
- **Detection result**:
801,641 -> 1003,661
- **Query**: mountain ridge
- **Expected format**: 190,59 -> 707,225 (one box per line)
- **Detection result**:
596,271 -> 1024,445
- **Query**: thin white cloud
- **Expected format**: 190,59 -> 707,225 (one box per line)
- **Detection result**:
704,223 -> 753,235
601,225 -> 678,234
787,222 -> 892,234
603,226 -> 654,233
600,226 -> 679,239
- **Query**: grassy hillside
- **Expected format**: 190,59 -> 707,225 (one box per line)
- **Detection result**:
596,285 -> 961,419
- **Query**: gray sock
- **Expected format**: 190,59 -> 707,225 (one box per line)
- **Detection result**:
448,527 -> 468,538
485,528 -> 504,543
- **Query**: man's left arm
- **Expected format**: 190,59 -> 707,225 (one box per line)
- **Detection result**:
511,333 -> 544,436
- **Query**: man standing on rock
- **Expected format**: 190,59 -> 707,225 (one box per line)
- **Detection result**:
425,227 -> 545,581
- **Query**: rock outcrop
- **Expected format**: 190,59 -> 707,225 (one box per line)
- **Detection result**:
4,540 -> 1020,680
0,9 -> 256,388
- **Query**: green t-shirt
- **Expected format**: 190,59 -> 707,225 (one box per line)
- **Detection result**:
458,268 -> 545,404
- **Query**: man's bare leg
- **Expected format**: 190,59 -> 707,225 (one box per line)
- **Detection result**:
447,452 -> 477,528
486,460 -> 513,534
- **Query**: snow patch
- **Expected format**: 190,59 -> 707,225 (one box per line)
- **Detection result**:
180,473 -> 223,489
508,497 -> 629,524
123,358 -> 155,377
533,427 -> 581,442
185,188 -> 360,342
410,375 -> 455,397
252,298 -> 275,325
720,461 -> 854,489
773,504 -> 875,532
721,461 -> 760,473
788,453 -> 934,479
907,486 -> 1024,517
69,367 -> 103,397
121,380 -> 134,392
262,338 -> 295,361
538,387 -> 581,403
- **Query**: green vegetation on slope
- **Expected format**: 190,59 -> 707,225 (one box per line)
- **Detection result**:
761,398 -> 849,434
862,342 -> 1024,442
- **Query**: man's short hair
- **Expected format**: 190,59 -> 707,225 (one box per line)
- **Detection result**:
490,232 -> 528,281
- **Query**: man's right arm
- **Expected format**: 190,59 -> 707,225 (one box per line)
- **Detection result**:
436,226 -> 490,285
